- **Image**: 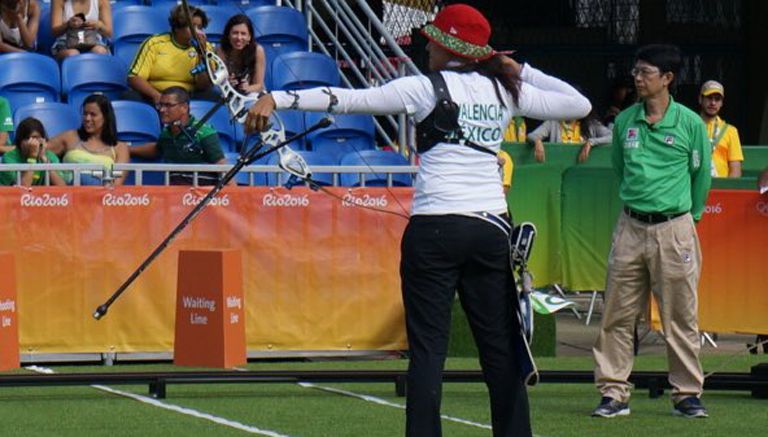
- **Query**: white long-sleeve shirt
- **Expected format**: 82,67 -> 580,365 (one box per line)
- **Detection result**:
271,64 -> 591,216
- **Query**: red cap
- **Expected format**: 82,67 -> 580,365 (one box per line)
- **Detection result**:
420,4 -> 494,61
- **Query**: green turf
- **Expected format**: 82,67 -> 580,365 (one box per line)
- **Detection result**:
0,354 -> 765,436
449,303 -> 556,357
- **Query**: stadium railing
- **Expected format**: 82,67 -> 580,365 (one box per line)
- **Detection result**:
0,163 -> 419,187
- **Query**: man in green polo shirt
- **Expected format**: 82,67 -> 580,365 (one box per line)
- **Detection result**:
130,86 -> 230,185
591,44 -> 711,419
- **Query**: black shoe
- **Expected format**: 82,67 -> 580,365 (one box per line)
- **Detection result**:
672,397 -> 709,418
591,396 -> 630,418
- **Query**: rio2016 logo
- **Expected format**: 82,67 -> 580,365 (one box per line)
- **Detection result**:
102,193 -> 151,207
20,193 -> 69,207
182,193 -> 230,207
262,193 -> 309,207
756,200 -> 768,217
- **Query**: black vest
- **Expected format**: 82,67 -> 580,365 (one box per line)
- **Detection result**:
415,72 -> 497,157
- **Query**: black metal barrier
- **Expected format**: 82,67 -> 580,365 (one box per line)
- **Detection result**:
1,366 -> 766,400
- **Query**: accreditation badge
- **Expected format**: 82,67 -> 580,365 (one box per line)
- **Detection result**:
624,127 -> 639,149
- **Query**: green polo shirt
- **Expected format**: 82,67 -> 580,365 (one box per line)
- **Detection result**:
157,117 -> 225,164
612,97 -> 711,221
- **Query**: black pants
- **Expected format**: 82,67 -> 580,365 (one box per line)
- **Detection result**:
400,214 -> 531,437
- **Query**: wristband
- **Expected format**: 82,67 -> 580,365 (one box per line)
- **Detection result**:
26,158 -> 37,164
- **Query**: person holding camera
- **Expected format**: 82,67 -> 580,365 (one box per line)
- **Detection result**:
50,0 -> 112,60
0,117 -> 70,186
215,14 -> 266,96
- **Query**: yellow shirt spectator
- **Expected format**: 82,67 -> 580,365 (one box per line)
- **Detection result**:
498,149 -> 514,193
704,116 -> 743,178
129,33 -> 214,92
503,116 -> 526,142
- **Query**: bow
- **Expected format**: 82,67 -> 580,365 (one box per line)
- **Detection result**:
180,0 -> 313,185
180,0 -> 409,219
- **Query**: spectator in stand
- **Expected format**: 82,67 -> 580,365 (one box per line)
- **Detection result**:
0,96 -> 14,154
503,115 -> 526,142
50,0 -> 112,60
498,149 -> 513,194
698,80 -> 743,178
0,0 -> 40,53
603,77 -> 636,128
0,117 -> 70,186
528,111 -> 612,163
215,14 -> 266,95
126,5 -> 213,105
129,87 -> 230,185
47,94 -> 129,186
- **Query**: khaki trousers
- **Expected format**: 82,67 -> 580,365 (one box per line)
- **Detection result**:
593,211 -> 704,403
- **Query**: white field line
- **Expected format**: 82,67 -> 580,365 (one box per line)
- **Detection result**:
25,366 -> 291,437
298,382 -> 492,431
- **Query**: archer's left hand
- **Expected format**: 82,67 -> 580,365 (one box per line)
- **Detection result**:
244,94 -> 276,134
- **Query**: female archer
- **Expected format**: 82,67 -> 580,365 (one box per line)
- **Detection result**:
245,4 -> 591,436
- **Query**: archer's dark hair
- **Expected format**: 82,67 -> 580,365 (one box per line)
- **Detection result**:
220,14 -> 257,75
14,117 -> 47,148
78,94 -> 118,146
635,44 -> 682,84
450,54 -> 522,108
169,5 -> 208,30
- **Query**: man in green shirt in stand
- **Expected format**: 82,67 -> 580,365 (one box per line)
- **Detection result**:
591,44 -> 712,419
130,86 -> 230,185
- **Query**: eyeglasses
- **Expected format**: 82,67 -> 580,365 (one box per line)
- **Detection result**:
156,102 -> 182,110
630,66 -> 661,78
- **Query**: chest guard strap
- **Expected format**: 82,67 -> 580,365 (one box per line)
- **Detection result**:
415,72 -> 496,157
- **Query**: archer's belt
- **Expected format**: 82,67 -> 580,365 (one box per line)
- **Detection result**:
623,206 -> 686,224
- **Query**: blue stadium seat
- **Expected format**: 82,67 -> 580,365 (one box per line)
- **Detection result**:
215,0 -> 274,8
0,53 -> 60,110
37,4 -> 56,55
339,150 -> 412,187
61,54 -> 129,111
13,102 -> 80,138
149,0 -> 208,7
271,51 -> 340,91
306,113 -> 375,162
111,100 -> 161,145
110,0 -> 145,14
188,100 -> 238,152
197,5 -> 240,46
112,6 -> 169,69
266,150 -> 336,186
246,5 -> 308,70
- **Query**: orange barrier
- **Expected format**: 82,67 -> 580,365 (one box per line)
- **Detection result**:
174,250 -> 246,368
0,186 -> 409,354
649,190 -> 767,334
0,253 -> 19,370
